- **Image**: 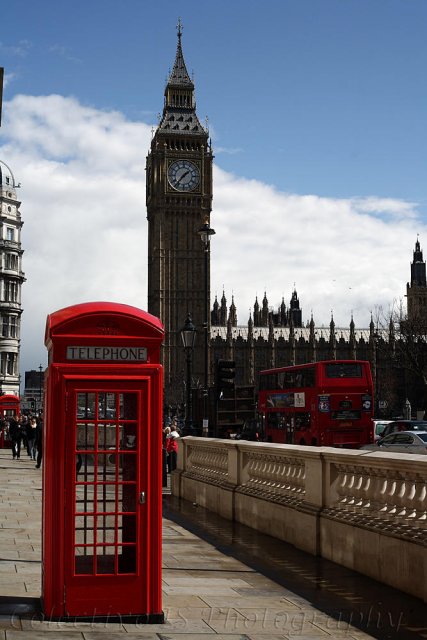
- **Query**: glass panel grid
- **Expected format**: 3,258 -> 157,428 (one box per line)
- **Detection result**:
73,390 -> 139,576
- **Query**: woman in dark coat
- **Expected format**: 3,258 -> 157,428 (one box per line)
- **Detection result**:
8,415 -> 22,460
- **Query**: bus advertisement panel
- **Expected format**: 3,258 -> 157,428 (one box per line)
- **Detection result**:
258,360 -> 374,448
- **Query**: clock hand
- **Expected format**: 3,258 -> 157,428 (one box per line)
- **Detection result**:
177,170 -> 190,184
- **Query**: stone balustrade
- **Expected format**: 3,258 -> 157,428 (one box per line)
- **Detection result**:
171,438 -> 427,602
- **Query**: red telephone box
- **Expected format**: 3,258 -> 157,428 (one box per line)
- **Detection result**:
0,395 -> 20,447
42,302 -> 164,622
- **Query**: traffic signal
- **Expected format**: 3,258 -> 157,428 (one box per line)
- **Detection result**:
215,359 -> 235,398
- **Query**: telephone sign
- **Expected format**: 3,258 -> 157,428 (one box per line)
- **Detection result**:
66,346 -> 148,361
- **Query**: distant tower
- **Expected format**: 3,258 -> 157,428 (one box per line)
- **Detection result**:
0,161 -> 25,396
406,238 -> 427,323
289,289 -> 302,327
146,22 -> 213,403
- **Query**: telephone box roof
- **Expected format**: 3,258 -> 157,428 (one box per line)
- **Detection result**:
45,301 -> 164,344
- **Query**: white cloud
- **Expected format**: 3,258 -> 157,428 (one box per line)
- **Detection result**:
0,94 -> 423,375
3,72 -> 16,88
0,40 -> 32,58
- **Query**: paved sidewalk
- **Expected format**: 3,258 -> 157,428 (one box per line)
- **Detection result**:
0,448 -> 421,639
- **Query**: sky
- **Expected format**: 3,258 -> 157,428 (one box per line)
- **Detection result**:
0,0 -> 426,377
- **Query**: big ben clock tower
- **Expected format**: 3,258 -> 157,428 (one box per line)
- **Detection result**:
146,22 -> 213,405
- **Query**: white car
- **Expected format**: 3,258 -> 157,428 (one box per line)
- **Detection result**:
372,419 -> 393,441
361,431 -> 427,454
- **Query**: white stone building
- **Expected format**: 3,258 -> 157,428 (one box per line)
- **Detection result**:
0,160 -> 25,396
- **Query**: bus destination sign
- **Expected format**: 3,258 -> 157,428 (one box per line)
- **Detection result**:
67,346 -> 148,362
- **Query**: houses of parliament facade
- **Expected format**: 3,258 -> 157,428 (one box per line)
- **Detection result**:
147,25 -> 427,419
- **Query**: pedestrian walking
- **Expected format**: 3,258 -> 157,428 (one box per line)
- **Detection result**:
8,414 -> 22,460
166,421 -> 180,472
35,417 -> 43,469
26,417 -> 37,460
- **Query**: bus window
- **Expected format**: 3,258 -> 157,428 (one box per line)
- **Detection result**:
325,363 -> 362,378
295,413 -> 310,430
267,412 -> 287,430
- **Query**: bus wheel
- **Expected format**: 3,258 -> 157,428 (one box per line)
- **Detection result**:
311,437 -> 317,446
299,438 -> 306,445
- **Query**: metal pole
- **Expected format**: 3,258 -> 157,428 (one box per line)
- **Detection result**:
197,219 -> 215,436
203,240 -> 209,435
38,364 -> 43,413
185,349 -> 193,433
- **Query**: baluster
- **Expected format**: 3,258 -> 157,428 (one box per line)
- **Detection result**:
412,477 -> 426,526
266,457 -> 276,494
381,476 -> 398,529
277,459 -> 288,498
283,459 -> 293,493
270,458 -> 281,494
351,471 -> 364,511
289,462 -> 300,499
334,465 -> 350,508
391,475 -> 412,536
357,470 -> 372,521
345,467 -> 357,514
404,475 -> 417,521
294,461 -> 305,498
368,470 -> 387,523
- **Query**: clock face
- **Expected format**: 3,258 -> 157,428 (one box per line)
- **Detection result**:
168,160 -> 200,192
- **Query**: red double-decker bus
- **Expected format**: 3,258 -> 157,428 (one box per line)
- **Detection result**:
258,360 -> 374,448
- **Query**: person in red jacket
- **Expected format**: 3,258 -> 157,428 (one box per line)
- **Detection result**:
166,422 -> 180,472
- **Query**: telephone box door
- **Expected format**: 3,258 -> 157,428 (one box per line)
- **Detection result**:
64,378 -> 150,616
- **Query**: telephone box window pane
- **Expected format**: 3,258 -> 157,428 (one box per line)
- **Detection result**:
120,514 -> 137,543
75,548 -> 94,575
75,485 -> 95,513
118,546 -> 136,574
76,454 -> 95,482
96,546 -> 116,574
77,393 -> 96,419
97,423 -> 117,450
98,392 -> 117,419
96,514 -> 117,544
120,454 -> 137,482
75,516 -> 94,545
96,484 -> 116,513
121,423 -> 137,451
119,393 -> 137,419
120,483 -> 136,513
76,423 -> 95,450
97,452 -> 119,478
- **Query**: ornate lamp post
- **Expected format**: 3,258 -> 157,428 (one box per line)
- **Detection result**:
180,314 -> 196,436
197,218 -> 215,436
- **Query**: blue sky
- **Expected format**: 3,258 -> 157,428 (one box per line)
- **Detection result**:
3,0 -> 427,207
1,0 -> 426,372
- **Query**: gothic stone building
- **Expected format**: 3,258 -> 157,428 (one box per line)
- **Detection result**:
147,27 -> 425,419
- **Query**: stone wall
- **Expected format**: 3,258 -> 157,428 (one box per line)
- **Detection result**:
171,438 -> 427,602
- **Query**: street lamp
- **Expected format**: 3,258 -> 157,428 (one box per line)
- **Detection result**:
197,218 -> 215,436
180,314 -> 196,436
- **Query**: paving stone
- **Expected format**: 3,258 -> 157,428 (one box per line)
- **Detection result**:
0,449 -> 415,639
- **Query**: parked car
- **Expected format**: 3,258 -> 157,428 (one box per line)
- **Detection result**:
378,419 -> 427,439
372,419 -> 393,441
361,430 -> 427,454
